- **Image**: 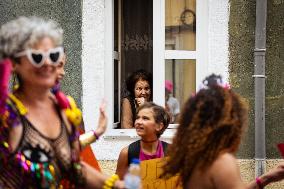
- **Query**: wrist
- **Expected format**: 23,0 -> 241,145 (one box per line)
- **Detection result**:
103,174 -> 119,189
93,130 -> 100,140
113,180 -> 121,189
256,177 -> 264,189
256,175 -> 270,188
94,129 -> 103,137
79,130 -> 99,148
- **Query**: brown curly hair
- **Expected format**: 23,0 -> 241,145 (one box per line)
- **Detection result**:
161,74 -> 248,188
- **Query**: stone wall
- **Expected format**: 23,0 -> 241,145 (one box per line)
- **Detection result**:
229,0 -> 284,158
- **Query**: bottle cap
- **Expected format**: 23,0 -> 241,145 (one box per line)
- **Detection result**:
131,158 -> 140,164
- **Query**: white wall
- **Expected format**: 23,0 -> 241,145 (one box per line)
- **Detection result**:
82,0 -> 230,160
208,0 -> 230,83
82,0 -> 105,130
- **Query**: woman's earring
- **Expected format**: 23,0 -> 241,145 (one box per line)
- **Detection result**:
12,73 -> 20,91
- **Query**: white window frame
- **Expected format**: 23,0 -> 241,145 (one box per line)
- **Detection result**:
104,0 -> 209,139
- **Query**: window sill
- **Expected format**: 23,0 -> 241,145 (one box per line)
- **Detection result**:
103,124 -> 178,140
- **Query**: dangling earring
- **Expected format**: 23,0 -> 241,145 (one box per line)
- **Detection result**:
12,72 -> 20,91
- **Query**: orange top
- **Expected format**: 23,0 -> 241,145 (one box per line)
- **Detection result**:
79,129 -> 101,171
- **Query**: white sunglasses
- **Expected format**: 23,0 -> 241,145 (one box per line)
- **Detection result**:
14,47 -> 64,68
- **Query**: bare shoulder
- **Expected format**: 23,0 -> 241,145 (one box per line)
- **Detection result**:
117,146 -> 129,164
120,146 -> 129,156
210,153 -> 239,176
122,98 -> 131,106
209,153 -> 244,189
116,146 -> 129,179
212,153 -> 237,167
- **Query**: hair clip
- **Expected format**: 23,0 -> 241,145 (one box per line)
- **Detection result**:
223,83 -> 231,90
198,74 -> 230,91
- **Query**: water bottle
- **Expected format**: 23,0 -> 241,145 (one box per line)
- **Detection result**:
124,158 -> 141,189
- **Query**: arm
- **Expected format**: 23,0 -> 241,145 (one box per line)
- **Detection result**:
82,161 -> 125,189
174,98 -> 180,114
79,100 -> 107,148
121,98 -> 134,129
210,153 -> 284,189
116,147 -> 129,179
246,163 -> 284,189
94,99 -> 107,136
173,98 -> 180,123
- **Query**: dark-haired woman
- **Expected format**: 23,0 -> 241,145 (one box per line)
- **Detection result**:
116,102 -> 170,179
121,69 -> 152,128
162,74 -> 284,189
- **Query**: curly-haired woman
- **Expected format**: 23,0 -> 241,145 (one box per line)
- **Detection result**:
121,69 -> 152,128
162,74 -> 284,189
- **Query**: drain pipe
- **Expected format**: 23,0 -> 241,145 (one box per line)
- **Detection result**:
254,0 -> 267,178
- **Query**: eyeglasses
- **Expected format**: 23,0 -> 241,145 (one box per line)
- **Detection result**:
14,47 -> 64,68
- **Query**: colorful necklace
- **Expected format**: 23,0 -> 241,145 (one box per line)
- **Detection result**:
8,93 -> 28,115
1,93 -> 58,188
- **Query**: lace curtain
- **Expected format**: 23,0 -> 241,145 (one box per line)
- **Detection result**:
121,0 -> 153,99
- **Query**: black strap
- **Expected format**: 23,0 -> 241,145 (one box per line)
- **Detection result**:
161,141 -> 169,154
128,140 -> 141,165
127,140 -> 169,165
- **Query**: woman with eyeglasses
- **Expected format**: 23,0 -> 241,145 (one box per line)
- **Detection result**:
120,69 -> 152,129
0,16 -> 124,189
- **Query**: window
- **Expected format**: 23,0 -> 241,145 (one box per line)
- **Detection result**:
113,0 -> 153,129
105,0 -> 208,138
164,0 -> 196,116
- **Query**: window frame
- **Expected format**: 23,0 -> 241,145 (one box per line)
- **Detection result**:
104,0 -> 209,139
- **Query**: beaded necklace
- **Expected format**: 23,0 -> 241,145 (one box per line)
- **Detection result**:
0,91 -> 83,188
1,93 -> 58,188
0,59 -> 83,188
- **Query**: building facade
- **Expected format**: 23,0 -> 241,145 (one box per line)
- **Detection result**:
1,0 -> 284,187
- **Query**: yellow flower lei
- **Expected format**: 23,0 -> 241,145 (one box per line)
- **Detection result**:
8,94 -> 28,115
8,93 -> 83,128
65,96 -> 82,127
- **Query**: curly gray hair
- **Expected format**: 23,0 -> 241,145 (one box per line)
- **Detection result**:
0,16 -> 63,60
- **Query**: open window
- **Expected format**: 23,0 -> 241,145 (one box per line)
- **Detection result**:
113,0 -> 153,129
107,0 -> 208,138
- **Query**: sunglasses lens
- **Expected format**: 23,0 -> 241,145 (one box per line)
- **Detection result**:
31,53 -> 43,64
49,52 -> 60,64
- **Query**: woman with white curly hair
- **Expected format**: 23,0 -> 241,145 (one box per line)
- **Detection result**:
0,16 -> 125,189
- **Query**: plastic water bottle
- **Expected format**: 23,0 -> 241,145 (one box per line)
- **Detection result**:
124,158 -> 141,189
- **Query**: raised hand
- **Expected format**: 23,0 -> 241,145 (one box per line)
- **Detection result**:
135,97 -> 145,107
265,163 -> 284,183
94,99 -> 108,137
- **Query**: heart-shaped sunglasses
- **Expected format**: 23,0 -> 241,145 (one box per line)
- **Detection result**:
14,47 -> 64,68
